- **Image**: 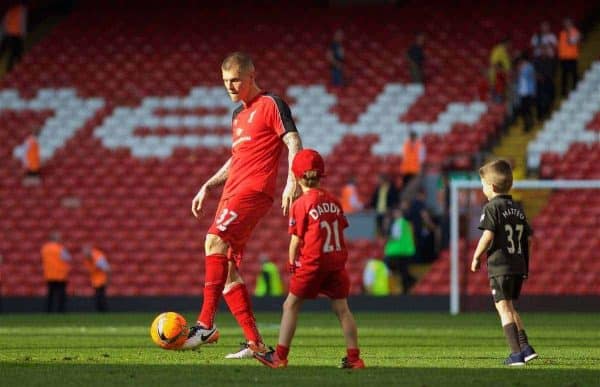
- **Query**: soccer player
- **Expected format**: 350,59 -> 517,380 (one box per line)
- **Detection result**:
183,52 -> 303,357
470,159 -> 538,366
254,149 -> 365,369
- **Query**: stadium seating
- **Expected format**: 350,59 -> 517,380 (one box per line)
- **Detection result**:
528,61 -> 600,178
0,1 -> 595,296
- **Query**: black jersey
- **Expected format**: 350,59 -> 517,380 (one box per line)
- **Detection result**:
478,195 -> 532,278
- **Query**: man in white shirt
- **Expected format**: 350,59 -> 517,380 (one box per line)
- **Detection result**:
531,21 -> 557,58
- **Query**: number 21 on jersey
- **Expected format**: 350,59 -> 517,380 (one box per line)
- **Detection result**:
320,220 -> 342,253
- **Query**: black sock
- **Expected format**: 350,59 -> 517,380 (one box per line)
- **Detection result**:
518,329 -> 529,350
503,323 -> 521,354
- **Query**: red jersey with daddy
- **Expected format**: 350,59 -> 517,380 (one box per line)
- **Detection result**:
289,189 -> 349,270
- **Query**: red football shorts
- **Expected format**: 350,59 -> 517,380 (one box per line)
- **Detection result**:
289,265 -> 350,299
207,190 -> 273,267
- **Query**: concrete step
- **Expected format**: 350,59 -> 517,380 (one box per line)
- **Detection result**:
513,188 -> 552,219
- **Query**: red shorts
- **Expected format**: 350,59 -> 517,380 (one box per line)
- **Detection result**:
207,190 -> 273,267
289,265 -> 350,299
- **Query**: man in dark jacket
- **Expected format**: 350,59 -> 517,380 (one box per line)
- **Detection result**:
369,174 -> 399,237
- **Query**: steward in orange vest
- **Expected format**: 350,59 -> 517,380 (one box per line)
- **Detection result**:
400,131 -> 426,187
558,18 -> 581,96
1,3 -> 27,71
340,176 -> 363,214
22,133 -> 40,176
41,232 -> 71,313
82,245 -> 110,312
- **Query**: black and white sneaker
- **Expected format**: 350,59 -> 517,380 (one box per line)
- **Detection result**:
180,324 -> 219,350
225,342 -> 254,359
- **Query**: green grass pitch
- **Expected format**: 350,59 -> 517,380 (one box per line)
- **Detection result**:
1,311 -> 599,386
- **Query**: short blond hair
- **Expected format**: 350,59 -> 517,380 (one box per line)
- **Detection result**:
221,52 -> 255,73
479,159 -> 513,193
299,170 -> 320,188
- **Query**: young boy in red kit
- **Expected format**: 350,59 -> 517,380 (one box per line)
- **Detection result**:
254,149 -> 365,369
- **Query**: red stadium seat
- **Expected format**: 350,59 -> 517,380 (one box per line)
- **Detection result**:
0,1 -> 594,297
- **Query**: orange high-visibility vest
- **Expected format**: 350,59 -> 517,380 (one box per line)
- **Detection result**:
84,248 -> 108,288
400,140 -> 423,175
340,184 -> 360,214
25,135 -> 40,172
558,27 -> 580,60
41,242 -> 70,281
3,5 -> 26,37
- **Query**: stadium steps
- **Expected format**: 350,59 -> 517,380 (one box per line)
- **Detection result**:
578,21 -> 600,75
512,188 -> 552,219
489,122 -> 547,214
491,122 -> 540,179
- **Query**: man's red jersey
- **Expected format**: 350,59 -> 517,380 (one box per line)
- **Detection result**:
289,188 -> 349,271
223,92 -> 298,198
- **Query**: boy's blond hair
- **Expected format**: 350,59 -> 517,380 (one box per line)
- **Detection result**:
479,159 -> 513,193
299,170 -> 320,188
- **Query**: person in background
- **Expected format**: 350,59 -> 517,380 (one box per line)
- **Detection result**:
340,175 -> 363,214
327,29 -> 345,87
491,62 -> 508,104
362,258 -> 390,296
406,32 -> 425,83
254,255 -> 284,297
489,37 -> 512,85
406,191 -> 440,263
400,131 -> 426,187
82,245 -> 110,312
558,18 -> 581,97
383,206 -> 417,294
0,1 -> 27,72
515,52 -> 536,132
534,44 -> 557,121
41,232 -> 71,313
531,21 -> 557,58
369,174 -> 399,238
14,128 -> 40,180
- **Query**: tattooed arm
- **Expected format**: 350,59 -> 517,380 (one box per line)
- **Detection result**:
281,132 -> 303,216
191,157 -> 232,218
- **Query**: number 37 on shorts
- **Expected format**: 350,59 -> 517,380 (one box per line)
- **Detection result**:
215,208 -> 238,231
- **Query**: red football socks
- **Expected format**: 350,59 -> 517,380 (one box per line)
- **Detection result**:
197,253 -> 228,328
276,344 -> 290,360
347,348 -> 360,362
223,282 -> 262,343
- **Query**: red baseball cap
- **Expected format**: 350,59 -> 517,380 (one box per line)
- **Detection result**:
292,149 -> 325,179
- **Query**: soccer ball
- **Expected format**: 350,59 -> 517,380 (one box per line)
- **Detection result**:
150,312 -> 189,350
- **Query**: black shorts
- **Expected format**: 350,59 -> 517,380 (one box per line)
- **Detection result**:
490,275 -> 523,303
